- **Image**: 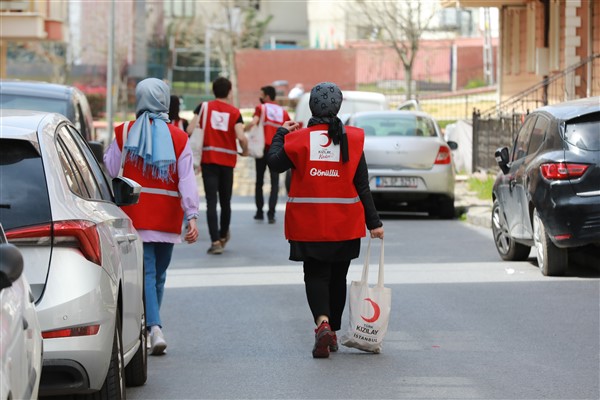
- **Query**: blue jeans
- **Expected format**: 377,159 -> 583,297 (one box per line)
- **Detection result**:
143,242 -> 174,328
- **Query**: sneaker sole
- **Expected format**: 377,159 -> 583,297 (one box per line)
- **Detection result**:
312,331 -> 334,358
150,341 -> 167,355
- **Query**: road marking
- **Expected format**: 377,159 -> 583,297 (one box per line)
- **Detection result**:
166,261 -> 559,289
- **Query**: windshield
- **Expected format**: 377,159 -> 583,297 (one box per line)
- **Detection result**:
0,94 -> 68,116
352,114 -> 438,137
564,119 -> 600,151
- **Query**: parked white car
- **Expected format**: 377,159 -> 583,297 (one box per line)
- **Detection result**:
347,110 -> 458,218
0,224 -> 43,400
0,110 -> 147,398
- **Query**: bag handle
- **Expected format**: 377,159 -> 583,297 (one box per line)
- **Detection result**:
360,237 -> 385,288
118,121 -> 131,178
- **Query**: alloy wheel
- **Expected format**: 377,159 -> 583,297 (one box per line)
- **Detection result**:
533,211 -> 545,271
492,204 -> 511,255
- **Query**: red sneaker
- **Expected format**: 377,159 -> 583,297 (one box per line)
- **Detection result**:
312,321 -> 334,358
330,332 -> 339,352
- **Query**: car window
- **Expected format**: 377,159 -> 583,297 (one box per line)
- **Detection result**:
353,114 -> 437,137
56,126 -> 104,200
511,115 -> 537,161
56,135 -> 91,198
0,139 -> 52,231
564,117 -> 600,151
66,125 -> 113,200
0,94 -> 68,116
527,115 -> 549,155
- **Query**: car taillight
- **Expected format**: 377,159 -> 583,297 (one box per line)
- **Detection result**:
6,220 -> 101,265
42,324 -> 100,339
434,146 -> 452,165
539,162 -> 589,180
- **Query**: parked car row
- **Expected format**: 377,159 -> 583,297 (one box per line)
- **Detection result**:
0,109 -> 147,399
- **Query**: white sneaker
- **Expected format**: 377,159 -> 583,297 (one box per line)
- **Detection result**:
149,326 -> 167,355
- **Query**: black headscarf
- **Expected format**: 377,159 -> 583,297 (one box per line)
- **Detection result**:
306,82 -> 349,162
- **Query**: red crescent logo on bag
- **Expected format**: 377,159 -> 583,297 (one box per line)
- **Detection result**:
361,298 -> 380,323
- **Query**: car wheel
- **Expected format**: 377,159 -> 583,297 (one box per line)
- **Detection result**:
533,209 -> 568,276
75,310 -> 126,400
125,287 -> 148,387
492,199 -> 530,261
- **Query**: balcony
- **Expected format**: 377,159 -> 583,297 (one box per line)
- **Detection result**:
0,0 -> 66,41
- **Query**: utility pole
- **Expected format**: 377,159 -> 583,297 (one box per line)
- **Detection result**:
105,0 -> 115,144
483,7 -> 494,86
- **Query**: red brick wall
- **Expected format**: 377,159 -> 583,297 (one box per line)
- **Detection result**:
235,49 -> 357,108
235,40 -> 496,108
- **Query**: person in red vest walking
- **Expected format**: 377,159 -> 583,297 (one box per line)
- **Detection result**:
245,85 -> 290,223
267,82 -> 384,359
188,77 -> 249,254
104,78 -> 200,355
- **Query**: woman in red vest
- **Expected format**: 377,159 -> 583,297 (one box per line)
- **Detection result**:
104,78 -> 199,356
267,82 -> 384,358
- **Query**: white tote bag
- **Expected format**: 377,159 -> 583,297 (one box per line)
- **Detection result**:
246,104 -> 265,158
341,238 -> 391,353
190,102 -> 207,171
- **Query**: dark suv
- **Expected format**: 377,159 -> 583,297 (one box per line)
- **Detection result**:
0,80 -> 95,142
492,96 -> 600,276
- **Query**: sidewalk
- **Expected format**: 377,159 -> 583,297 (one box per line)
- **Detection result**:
454,175 -> 493,229
208,158 -> 493,230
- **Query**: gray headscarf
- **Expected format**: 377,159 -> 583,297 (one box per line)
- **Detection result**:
307,82 -> 349,162
124,78 -> 175,181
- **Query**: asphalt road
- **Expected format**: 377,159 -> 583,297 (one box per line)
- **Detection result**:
127,198 -> 599,400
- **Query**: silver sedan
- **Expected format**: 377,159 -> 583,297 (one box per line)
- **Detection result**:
0,110 -> 146,398
347,110 -> 458,219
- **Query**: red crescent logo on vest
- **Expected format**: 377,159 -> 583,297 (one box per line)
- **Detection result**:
320,132 -> 332,147
216,114 -> 224,123
361,298 -> 380,323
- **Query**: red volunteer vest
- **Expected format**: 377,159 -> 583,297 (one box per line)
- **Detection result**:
115,121 -> 187,234
201,100 -> 240,167
283,124 -> 366,242
257,102 -> 289,146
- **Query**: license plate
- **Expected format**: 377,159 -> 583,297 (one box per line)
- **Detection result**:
375,176 -> 419,188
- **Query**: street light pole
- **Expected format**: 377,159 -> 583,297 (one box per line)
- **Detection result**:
204,27 -> 211,96
105,0 -> 115,144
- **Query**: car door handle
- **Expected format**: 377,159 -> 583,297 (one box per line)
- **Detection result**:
115,234 -> 128,243
127,234 -> 138,242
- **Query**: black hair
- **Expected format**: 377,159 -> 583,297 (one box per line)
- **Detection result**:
169,95 -> 180,121
261,85 -> 276,101
213,77 -> 232,99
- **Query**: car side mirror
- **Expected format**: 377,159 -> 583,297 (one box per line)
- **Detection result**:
495,147 -> 511,174
447,140 -> 458,150
88,141 -> 105,164
112,176 -> 141,206
0,243 -> 24,291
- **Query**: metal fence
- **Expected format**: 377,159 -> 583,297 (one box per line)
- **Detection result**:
471,54 -> 600,172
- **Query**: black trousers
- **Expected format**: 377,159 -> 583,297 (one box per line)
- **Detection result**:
303,259 -> 351,331
201,163 -> 233,242
254,155 -> 279,217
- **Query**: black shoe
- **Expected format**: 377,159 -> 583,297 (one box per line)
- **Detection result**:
267,212 -> 275,224
253,212 -> 264,221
